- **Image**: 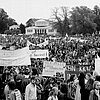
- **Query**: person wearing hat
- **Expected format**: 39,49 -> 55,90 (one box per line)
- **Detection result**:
25,76 -> 37,100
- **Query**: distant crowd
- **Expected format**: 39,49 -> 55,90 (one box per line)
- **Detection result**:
0,34 -> 100,70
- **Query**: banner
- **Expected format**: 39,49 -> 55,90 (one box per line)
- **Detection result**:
37,40 -> 48,47
65,64 -> 92,80
95,59 -> 100,75
0,47 -> 31,66
27,40 -> 48,47
27,40 -> 35,46
42,61 -> 66,77
30,49 -> 49,58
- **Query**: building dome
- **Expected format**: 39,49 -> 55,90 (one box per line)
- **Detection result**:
35,19 -> 49,27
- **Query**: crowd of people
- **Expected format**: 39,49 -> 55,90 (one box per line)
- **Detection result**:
0,67 -> 100,100
0,34 -> 99,66
0,33 -> 100,100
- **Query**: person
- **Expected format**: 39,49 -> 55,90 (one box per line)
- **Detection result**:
8,81 -> 22,100
36,78 -> 44,100
25,76 -> 37,100
78,72 -> 86,100
85,73 -> 94,100
4,82 -> 11,100
48,87 -> 58,100
4,73 -> 15,100
89,81 -> 100,100
74,77 -> 81,100
15,74 -> 23,94
58,82 -> 67,100
21,71 -> 30,100
43,78 -> 53,100
67,74 -> 76,100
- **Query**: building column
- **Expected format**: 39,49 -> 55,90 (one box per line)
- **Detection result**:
38,29 -> 39,35
35,29 -> 36,33
45,29 -> 46,34
40,29 -> 41,34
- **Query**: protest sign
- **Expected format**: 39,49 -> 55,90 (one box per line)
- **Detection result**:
30,49 -> 49,58
42,61 -> 66,78
0,47 -> 31,66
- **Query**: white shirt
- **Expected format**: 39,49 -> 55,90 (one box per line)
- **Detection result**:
25,83 -> 37,100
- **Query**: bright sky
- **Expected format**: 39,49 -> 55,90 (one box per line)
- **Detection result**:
0,0 -> 99,24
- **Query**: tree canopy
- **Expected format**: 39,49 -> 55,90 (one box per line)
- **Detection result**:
51,7 -> 70,37
50,5 -> 100,36
0,8 -> 17,34
70,6 -> 97,35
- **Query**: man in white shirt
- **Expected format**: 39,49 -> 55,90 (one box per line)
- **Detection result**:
25,76 -> 37,100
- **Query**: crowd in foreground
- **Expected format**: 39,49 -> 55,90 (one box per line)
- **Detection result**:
0,67 -> 100,100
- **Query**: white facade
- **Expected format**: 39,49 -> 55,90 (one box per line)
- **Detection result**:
9,25 -> 19,30
26,19 -> 58,35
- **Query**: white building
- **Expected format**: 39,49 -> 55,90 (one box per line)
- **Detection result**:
26,19 -> 58,35
9,25 -> 20,30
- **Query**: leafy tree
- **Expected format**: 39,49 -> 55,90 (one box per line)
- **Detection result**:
0,20 -> 7,34
0,8 -> 17,34
93,5 -> 100,34
7,18 -> 17,26
0,8 -> 8,33
26,18 -> 38,27
70,6 -> 96,35
19,23 -> 26,34
51,7 -> 70,37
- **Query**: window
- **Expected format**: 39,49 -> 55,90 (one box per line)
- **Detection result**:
27,29 -> 33,32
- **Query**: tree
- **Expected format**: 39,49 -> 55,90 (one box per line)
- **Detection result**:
70,6 -> 96,35
93,5 -> 100,34
0,8 -> 8,33
7,18 -> 17,27
0,8 -> 17,33
26,18 -> 38,27
19,23 -> 26,34
51,7 -> 70,37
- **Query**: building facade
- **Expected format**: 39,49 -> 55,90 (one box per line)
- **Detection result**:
26,19 -> 58,35
9,25 -> 20,30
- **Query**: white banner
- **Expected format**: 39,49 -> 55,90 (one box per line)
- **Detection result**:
0,47 -> 31,66
95,59 -> 100,75
30,50 -> 49,58
42,61 -> 66,77
27,40 -> 48,47
37,40 -> 48,47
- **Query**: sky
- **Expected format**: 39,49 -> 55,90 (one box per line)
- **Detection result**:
0,0 -> 99,24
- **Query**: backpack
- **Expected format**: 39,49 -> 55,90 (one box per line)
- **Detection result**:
14,89 -> 22,100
